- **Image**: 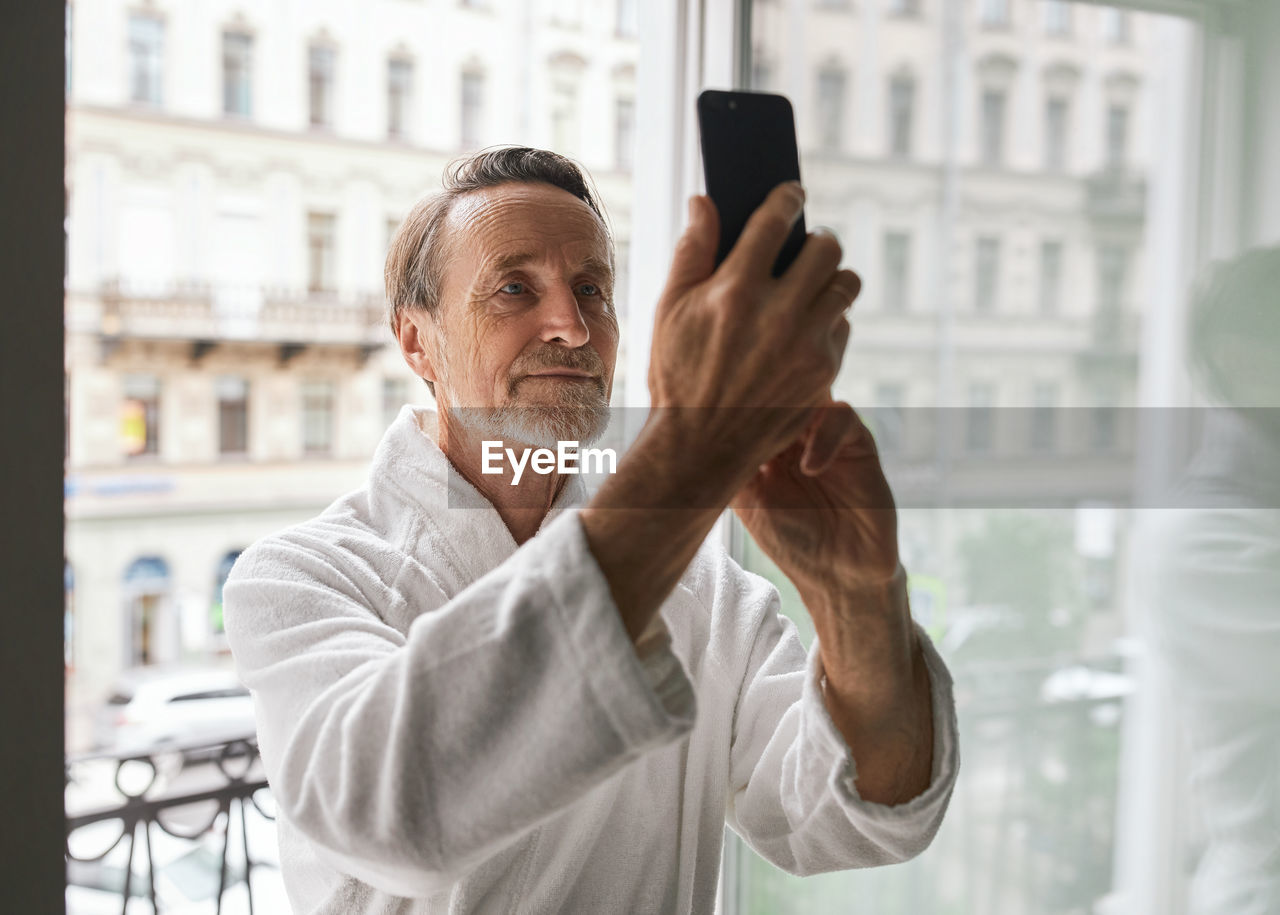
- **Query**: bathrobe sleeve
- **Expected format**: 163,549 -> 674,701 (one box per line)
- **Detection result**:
724,562 -> 959,873
222,508 -> 695,898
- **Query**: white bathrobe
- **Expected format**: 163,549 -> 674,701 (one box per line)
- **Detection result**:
223,404 -> 960,914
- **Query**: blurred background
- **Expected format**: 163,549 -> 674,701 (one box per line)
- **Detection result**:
60,0 -> 1277,912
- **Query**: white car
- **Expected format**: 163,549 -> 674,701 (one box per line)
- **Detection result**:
93,665 -> 256,757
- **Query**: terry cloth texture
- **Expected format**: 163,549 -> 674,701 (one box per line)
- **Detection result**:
223,404 -> 960,914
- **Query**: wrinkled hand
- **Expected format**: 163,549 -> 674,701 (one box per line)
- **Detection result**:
646,185 -> 860,484
732,400 -> 899,603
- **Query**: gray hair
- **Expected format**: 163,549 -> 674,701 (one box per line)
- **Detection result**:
384,147 -> 613,395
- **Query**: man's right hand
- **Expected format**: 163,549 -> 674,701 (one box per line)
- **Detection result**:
646,183 -> 860,494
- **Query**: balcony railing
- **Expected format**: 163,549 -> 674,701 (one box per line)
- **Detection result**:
92,279 -> 387,351
65,734 -> 274,914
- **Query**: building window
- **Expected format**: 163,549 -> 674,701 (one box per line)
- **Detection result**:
979,0 -> 1010,27
307,212 -> 337,293
127,14 -> 164,105
1101,8 -> 1132,44
616,0 -> 638,37
383,377 -> 412,429
615,97 -> 635,171
120,374 -> 160,458
551,79 -> 579,154
222,31 -> 253,117
461,70 -> 484,148
888,75 -> 915,158
974,236 -> 1000,312
124,557 -> 171,666
387,58 -> 413,139
1106,103 -> 1130,170
1042,0 -> 1071,36
1030,381 -> 1058,452
1040,240 -> 1063,315
302,380 -> 335,456
1045,97 -> 1068,172
873,382 -> 906,454
815,65 -> 846,151
1097,244 -> 1127,312
211,551 -> 242,636
1092,396 -> 1118,451
217,376 -> 249,456
980,89 -> 1006,166
309,45 -> 336,129
887,0 -> 922,16
883,232 -> 911,313
966,382 -> 995,452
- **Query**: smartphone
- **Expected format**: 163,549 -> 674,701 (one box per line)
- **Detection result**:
697,89 -> 806,277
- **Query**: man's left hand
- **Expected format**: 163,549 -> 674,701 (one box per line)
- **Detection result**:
731,399 -> 898,606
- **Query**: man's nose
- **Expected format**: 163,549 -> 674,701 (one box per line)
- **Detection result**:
537,283 -> 590,348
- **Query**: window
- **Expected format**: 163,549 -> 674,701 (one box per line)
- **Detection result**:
211,550 -> 241,635
815,65 -> 846,151
307,213 -> 337,293
382,377 -> 412,429
975,236 -> 1000,312
873,382 -> 906,454
617,0 -> 638,37
551,79 -> 579,154
309,45 -> 336,129
1045,97 -> 1069,172
302,379 -> 335,456
1097,244 -> 1127,312
1092,397 -> 1118,451
387,57 -> 413,139
979,0 -> 1010,27
883,231 -> 911,312
888,75 -> 915,158
966,381 -> 995,451
615,97 -> 635,171
1102,8 -> 1132,44
981,89 -> 1007,166
127,14 -> 164,105
1040,240 -> 1063,315
221,30 -> 253,117
217,376 -> 249,456
120,374 -> 160,458
460,69 -> 484,148
1106,103 -> 1130,170
1030,381 -> 1058,451
1042,0 -> 1071,36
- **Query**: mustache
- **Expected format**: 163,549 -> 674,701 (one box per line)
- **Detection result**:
510,348 -> 605,378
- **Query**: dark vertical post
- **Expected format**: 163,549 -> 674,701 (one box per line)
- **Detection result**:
0,2 -> 68,913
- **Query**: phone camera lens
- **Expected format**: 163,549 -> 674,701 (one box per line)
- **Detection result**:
728,100 -> 737,110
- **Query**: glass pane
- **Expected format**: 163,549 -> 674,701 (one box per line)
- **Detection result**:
738,1 -> 1196,912
66,3 -> 651,908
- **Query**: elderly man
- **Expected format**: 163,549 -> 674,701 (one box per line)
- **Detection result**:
224,147 -> 958,913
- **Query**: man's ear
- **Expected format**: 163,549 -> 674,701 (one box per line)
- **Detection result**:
394,308 -> 440,385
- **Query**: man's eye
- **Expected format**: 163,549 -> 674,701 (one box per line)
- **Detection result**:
577,283 -> 601,296
500,282 -> 526,295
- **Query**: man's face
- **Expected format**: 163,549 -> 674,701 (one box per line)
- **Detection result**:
428,182 -> 619,447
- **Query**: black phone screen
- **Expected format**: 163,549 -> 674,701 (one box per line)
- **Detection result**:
697,89 -> 806,277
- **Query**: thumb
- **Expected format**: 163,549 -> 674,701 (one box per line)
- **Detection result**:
662,195 -> 719,297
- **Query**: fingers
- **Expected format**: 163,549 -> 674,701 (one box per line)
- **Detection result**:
777,228 -> 843,309
720,182 -> 806,282
660,195 -> 720,300
811,269 -> 861,324
800,401 -> 858,475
